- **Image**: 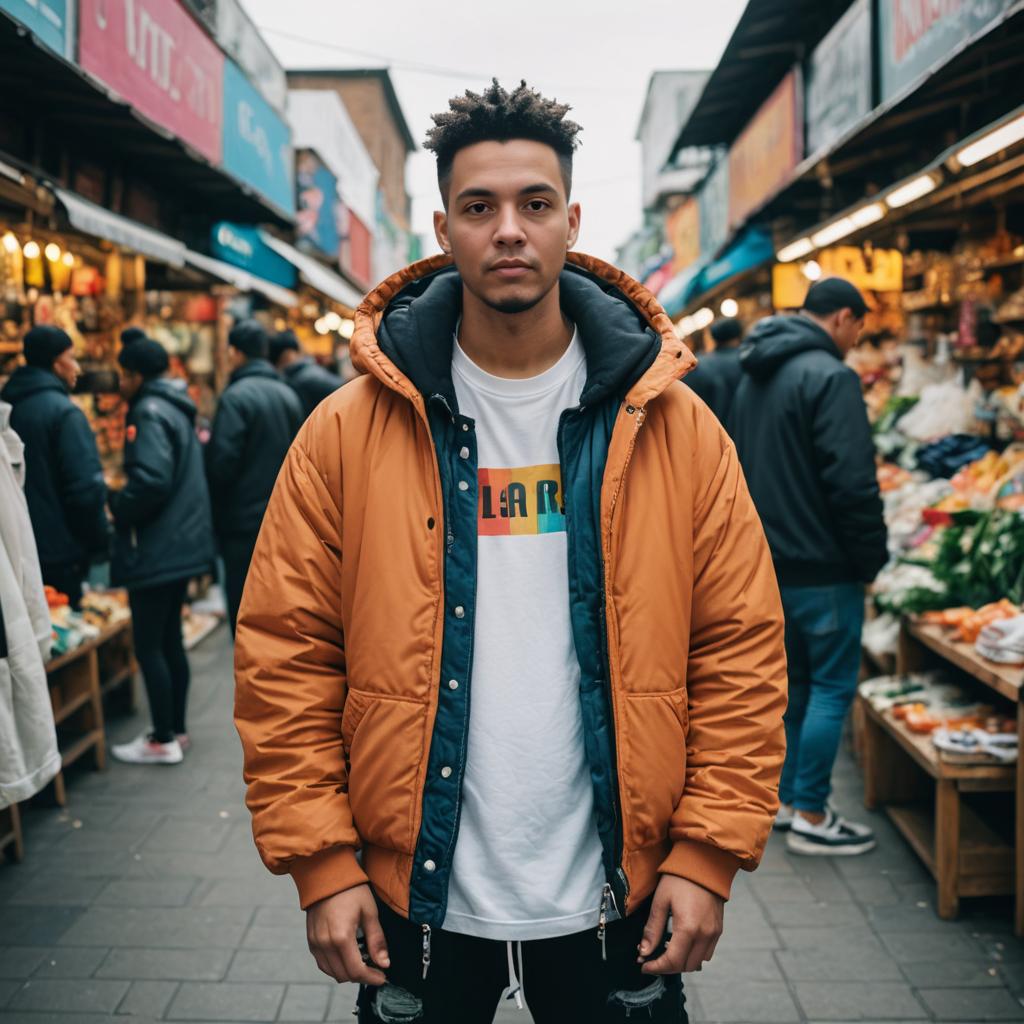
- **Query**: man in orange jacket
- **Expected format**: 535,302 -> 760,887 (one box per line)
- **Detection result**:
235,81 -> 787,1024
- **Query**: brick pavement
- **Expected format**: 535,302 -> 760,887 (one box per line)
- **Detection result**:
1,626 -> 1022,1023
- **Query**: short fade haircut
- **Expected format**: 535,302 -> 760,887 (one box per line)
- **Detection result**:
424,79 -> 582,206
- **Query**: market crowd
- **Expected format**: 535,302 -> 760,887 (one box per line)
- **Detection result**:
0,318 -> 341,766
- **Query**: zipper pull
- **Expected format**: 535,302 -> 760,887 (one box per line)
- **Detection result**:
597,883 -> 611,962
421,923 -> 432,980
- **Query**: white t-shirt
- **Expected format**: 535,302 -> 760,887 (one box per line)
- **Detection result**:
443,326 -> 606,941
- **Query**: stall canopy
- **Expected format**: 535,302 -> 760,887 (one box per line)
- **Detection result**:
55,188 -> 187,268
697,227 -> 774,297
258,230 -> 364,308
183,249 -> 298,308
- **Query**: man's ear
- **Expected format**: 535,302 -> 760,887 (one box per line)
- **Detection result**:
567,201 -> 581,250
434,210 -> 452,255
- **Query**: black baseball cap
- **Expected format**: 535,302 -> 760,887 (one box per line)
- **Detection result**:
802,277 -> 868,319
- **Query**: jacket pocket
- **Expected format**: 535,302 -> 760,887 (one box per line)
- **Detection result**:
341,687 -> 375,753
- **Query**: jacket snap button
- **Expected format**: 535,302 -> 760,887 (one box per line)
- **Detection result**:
427,517 -> 435,530
448,679 -> 459,690
424,859 -> 436,872
458,480 -> 469,491
459,447 -> 470,459
626,405 -> 635,414
462,423 -> 470,431
454,606 -> 465,618
441,766 -> 452,778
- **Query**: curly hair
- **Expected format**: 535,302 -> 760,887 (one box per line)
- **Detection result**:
425,80 -> 582,204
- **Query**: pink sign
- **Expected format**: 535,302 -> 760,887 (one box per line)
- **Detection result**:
79,0 -> 224,165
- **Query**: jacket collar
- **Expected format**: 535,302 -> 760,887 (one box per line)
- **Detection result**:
229,359 -> 279,386
352,253 -> 695,414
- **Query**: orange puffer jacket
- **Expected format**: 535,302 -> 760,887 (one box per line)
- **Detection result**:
235,253 -> 787,923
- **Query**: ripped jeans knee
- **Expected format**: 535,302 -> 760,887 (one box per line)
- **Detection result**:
366,983 -> 423,1023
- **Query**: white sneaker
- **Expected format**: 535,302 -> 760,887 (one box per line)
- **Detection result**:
176,734 -> 191,753
786,807 -> 875,856
111,733 -> 184,765
774,803 -> 795,831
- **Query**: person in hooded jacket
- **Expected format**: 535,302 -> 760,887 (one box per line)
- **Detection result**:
269,329 -> 342,419
205,320 -> 303,633
683,317 -> 744,427
730,277 -> 887,858
108,339 -> 215,765
0,326 -> 109,608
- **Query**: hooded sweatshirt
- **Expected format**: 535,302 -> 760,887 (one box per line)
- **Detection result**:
0,365 -> 109,567
110,378 -> 216,589
729,314 -> 887,586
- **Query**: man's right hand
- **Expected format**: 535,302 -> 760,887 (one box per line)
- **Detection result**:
306,884 -> 390,985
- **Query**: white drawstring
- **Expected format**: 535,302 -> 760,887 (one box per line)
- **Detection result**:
505,940 -> 526,1010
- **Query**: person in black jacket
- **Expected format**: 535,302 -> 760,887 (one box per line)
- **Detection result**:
730,277 -> 887,857
684,317 -> 744,428
0,326 -> 109,607
109,339 -> 216,765
268,329 -> 341,419
206,320 -> 304,632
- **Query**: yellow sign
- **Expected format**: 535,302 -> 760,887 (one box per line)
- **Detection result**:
772,247 -> 904,309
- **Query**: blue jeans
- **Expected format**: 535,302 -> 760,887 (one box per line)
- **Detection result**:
778,583 -> 865,814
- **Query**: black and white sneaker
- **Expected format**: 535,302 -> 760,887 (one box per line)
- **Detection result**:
786,808 -> 876,856
773,803 -> 795,831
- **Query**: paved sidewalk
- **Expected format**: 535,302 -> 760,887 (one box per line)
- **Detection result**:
0,627 -> 1022,1023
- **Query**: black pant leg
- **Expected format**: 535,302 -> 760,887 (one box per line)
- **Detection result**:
159,578 -> 191,735
221,533 -> 258,636
522,906 -> 687,1024
129,583 -> 179,742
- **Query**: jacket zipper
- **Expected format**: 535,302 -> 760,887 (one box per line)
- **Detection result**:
421,923 -> 432,979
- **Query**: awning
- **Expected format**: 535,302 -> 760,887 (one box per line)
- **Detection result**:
55,188 -> 186,268
183,249 -> 298,308
258,230 -> 363,308
658,258 -> 711,320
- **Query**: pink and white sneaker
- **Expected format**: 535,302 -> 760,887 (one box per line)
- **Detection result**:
111,733 -> 184,765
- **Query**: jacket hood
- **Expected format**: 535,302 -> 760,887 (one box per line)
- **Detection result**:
740,314 -> 842,380
137,378 -> 197,423
1,365 -> 68,403
353,253 -> 696,412
229,359 -> 280,386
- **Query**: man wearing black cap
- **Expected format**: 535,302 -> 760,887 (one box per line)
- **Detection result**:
120,326 -> 149,348
730,277 -> 887,857
109,340 -> 216,765
205,319 -> 304,632
268,329 -> 341,420
0,325 -> 109,607
684,317 -> 744,428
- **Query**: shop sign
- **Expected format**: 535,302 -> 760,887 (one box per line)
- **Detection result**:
728,69 -> 803,231
698,159 -> 729,261
665,199 -> 700,273
820,246 -> 904,292
806,0 -> 872,156
340,208 -> 372,288
78,0 -> 223,165
215,0 -> 287,113
879,0 -> 1016,102
210,221 -> 296,289
296,150 -> 341,261
0,0 -> 72,57
222,59 -> 295,216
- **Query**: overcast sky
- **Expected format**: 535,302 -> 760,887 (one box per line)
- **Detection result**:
240,0 -> 745,263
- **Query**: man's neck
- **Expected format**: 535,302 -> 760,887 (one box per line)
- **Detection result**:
457,283 -> 573,380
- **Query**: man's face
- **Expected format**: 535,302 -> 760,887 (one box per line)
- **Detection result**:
52,348 -> 80,390
119,369 -> 143,400
227,345 -> 246,371
834,309 -> 865,355
433,139 -> 581,315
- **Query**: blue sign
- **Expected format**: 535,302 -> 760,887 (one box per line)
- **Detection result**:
210,222 -> 296,289
296,151 -> 340,260
222,60 -> 295,216
0,0 -> 71,57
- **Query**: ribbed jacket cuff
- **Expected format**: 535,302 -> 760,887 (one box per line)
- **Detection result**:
289,846 -> 369,910
658,840 -> 742,900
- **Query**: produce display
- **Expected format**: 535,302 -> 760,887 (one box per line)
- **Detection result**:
45,587 -> 130,658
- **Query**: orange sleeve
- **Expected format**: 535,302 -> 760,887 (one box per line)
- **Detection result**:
659,434 -> 788,899
234,418 -> 369,909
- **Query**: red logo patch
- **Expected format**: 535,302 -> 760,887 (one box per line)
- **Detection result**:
126,425 -> 137,443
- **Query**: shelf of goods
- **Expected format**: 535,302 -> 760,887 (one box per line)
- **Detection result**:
858,617 -> 1022,933
45,619 -> 137,808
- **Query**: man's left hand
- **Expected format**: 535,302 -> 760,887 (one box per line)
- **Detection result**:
639,874 -> 724,974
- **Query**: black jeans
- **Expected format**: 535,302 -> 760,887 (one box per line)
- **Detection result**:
129,578 -> 190,743
358,899 -> 687,1023
220,532 -> 259,636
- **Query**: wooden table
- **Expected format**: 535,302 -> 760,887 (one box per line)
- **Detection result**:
860,618 -> 1022,933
